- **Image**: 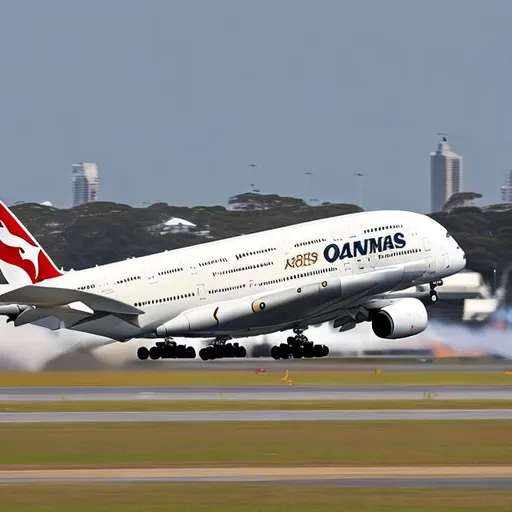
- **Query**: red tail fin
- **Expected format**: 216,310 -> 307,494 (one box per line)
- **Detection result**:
0,201 -> 63,285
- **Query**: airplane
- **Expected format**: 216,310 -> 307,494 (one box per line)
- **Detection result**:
0,200 -> 466,361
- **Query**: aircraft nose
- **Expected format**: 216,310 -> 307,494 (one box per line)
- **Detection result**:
452,239 -> 466,273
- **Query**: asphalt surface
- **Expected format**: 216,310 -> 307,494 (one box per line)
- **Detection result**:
1,476 -> 511,487
1,409 -> 512,422
1,467 -> 512,487
2,385 -> 512,401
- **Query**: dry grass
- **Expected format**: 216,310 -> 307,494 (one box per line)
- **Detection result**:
0,421 -> 511,468
0,370 -> 512,386
0,484 -> 510,511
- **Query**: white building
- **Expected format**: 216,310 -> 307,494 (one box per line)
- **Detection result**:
430,137 -> 463,212
160,217 -> 196,234
72,162 -> 99,207
501,170 -> 512,203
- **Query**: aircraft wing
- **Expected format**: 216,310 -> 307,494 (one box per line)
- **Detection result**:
0,285 -> 143,315
0,285 -> 143,328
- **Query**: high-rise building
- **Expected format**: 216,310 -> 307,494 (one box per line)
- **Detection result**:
72,162 -> 99,207
501,170 -> 512,203
430,137 -> 463,212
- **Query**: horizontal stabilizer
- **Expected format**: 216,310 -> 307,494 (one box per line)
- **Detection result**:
0,285 -> 143,316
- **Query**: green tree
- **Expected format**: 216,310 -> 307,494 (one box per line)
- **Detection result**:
442,192 -> 483,212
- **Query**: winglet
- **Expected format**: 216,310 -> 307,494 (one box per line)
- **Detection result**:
0,201 -> 63,285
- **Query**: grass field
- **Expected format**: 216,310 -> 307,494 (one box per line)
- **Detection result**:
0,484 -> 510,511
1,421 -> 511,468
2,399 -> 512,412
1,370 -> 512,386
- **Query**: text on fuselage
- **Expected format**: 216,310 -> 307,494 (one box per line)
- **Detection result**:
285,252 -> 318,269
323,233 -> 406,263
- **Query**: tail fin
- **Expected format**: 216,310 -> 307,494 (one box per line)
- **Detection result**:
0,201 -> 63,286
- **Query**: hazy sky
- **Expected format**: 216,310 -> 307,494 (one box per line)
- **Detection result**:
1,0 -> 511,212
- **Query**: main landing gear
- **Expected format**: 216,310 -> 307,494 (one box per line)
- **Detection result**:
199,338 -> 247,361
271,328 -> 329,360
429,280 -> 443,304
137,339 -> 196,360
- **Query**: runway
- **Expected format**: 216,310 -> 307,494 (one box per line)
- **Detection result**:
1,466 -> 512,487
134,359 -> 512,372
1,385 -> 512,401
1,409 -> 512,422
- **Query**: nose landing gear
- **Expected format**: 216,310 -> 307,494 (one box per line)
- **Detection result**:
429,280 -> 443,304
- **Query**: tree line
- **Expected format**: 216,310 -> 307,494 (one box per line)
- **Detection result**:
9,192 -> 510,299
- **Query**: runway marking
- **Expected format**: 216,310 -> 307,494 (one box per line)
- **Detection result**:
4,385 -> 512,402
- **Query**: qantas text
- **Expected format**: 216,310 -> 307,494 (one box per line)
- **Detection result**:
323,232 -> 406,263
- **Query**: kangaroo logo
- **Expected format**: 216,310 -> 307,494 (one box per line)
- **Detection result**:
0,221 -> 41,283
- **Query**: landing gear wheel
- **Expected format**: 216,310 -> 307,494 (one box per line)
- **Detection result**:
303,345 -> 314,358
137,347 -> 149,360
160,347 -> 174,359
176,345 -> 187,358
430,290 -> 438,303
224,343 -> 234,358
205,346 -> 216,360
140,338 -> 196,361
149,346 -> 160,360
280,328 -> 330,360
279,343 -> 290,359
198,338 -> 247,361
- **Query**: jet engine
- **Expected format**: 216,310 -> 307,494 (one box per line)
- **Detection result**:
371,298 -> 428,339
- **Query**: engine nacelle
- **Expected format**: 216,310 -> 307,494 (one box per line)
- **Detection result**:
371,298 -> 428,339
0,304 -> 27,316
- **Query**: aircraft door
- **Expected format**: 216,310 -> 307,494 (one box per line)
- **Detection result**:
442,245 -> 450,269
329,221 -> 350,243
99,277 -> 113,294
182,260 -> 198,275
353,257 -> 365,273
145,267 -> 159,284
425,256 -> 436,275
279,239 -> 293,256
196,284 -> 206,300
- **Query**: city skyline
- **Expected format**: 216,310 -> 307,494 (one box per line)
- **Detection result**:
430,137 -> 463,213
501,170 -> 512,203
72,162 -> 99,207
1,1 -> 512,211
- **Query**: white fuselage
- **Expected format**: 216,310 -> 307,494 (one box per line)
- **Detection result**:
34,210 -> 466,341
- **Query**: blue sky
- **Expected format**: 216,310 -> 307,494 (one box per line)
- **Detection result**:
1,0 -> 511,211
